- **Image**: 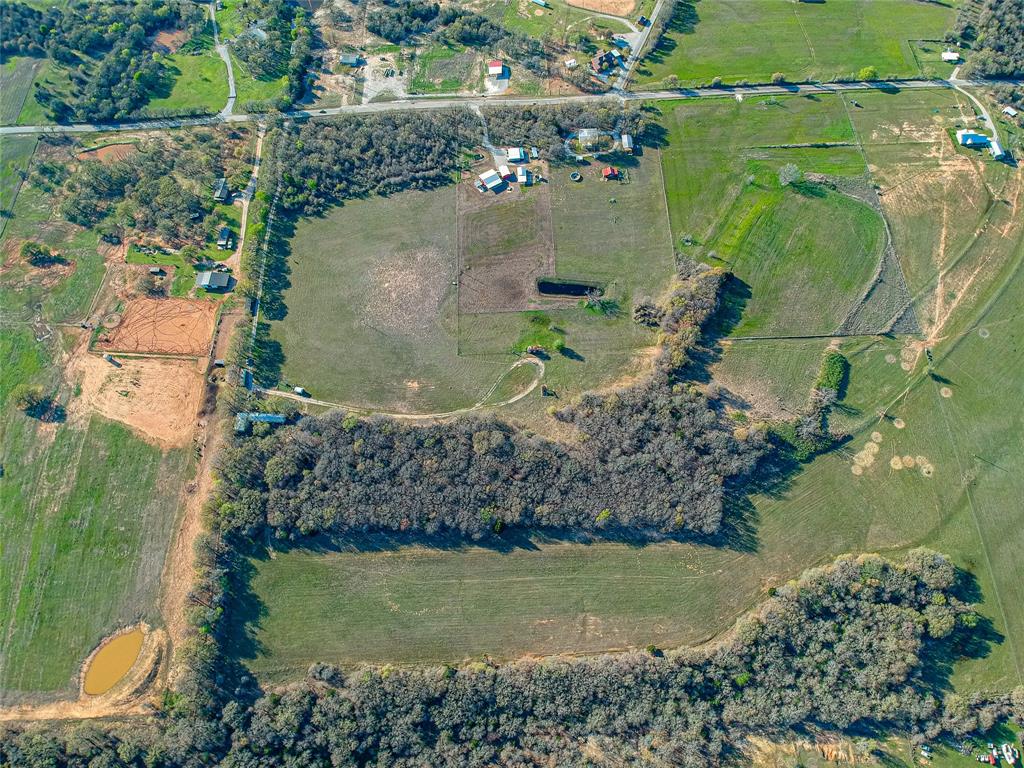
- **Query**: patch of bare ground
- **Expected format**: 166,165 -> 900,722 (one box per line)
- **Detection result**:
69,353 -> 205,448
98,297 -> 217,356
566,0 -> 635,15
75,143 -> 137,164
457,168 -> 556,314
364,248 -> 449,336
151,29 -> 188,53
745,735 -> 863,767
0,627 -> 167,723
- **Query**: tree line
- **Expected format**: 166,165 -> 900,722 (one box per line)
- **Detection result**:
3,550 -> 1022,766
228,0 -> 314,109
212,267 -> 763,540
0,0 -> 205,122
956,0 -> 1024,78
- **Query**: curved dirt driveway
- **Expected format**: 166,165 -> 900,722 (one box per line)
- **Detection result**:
262,356 -> 545,419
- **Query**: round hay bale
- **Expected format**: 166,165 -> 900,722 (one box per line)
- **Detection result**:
940,386 -> 953,398
915,455 -> 927,466
854,451 -> 872,467
901,455 -> 916,468
871,431 -> 883,443
890,456 -> 904,470
921,464 -> 934,477
864,442 -> 879,454
851,465 -> 864,476
893,418 -> 906,429
978,328 -> 990,339
884,354 -> 897,364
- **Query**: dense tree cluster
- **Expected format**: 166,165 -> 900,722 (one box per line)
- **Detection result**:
60,130 -> 251,244
275,110 -> 479,214
956,0 -> 1024,78
366,0 -> 440,43
213,268 -> 762,540
0,0 -> 204,122
434,8 -> 546,73
482,103 -> 646,159
5,551 -> 1021,767
229,0 -> 313,106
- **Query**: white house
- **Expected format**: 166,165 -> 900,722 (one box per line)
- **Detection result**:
478,169 -> 503,190
1003,106 -> 1019,118
506,147 -> 527,163
956,129 -> 990,147
564,58 -> 578,70
488,60 -> 504,77
941,50 -> 961,63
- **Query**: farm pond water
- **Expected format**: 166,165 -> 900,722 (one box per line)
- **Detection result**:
83,628 -> 144,695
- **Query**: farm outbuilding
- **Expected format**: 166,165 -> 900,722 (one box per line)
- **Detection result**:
217,227 -> 233,249
488,60 -> 504,76
516,166 -> 529,185
196,270 -> 231,290
499,164 -> 513,180
602,166 -> 619,180
339,53 -> 362,66
478,169 -> 503,191
620,133 -> 634,153
956,129 -> 990,147
507,147 -> 527,163
989,140 -> 1006,159
941,50 -> 961,63
1003,106 -> 1019,118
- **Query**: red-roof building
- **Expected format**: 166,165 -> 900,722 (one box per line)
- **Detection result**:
488,60 -> 504,76
602,166 -> 619,180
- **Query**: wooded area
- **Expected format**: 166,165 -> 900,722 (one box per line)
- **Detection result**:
956,0 -> 1024,78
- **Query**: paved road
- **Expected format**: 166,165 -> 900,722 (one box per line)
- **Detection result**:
2,77 -> 1021,137
613,0 -> 666,90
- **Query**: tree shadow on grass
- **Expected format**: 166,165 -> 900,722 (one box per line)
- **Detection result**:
642,1 -> 700,68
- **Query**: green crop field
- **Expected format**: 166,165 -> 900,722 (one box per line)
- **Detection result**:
637,0 -> 956,88
239,90 -> 1024,699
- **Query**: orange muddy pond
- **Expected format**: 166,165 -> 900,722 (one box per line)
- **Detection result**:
83,629 -> 144,695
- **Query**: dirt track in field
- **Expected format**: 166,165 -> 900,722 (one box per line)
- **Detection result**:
98,297 -> 217,357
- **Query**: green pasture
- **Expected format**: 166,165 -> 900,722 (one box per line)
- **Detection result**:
0,136 -> 38,238
0,57 -> 44,125
636,0 -> 956,88
550,151 -> 675,299
145,52 -> 229,114
241,89 -> 1024,699
410,45 -> 481,94
231,52 -> 289,108
484,0 -> 631,43
267,188 -> 511,413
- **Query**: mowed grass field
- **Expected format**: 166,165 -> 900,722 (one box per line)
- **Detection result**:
145,52 -> 229,114
0,159 -> 194,700
241,89 -> 1024,696
637,0 -> 956,88
268,188 -> 511,413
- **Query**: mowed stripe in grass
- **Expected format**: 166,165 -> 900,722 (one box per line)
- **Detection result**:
637,0 -> 955,88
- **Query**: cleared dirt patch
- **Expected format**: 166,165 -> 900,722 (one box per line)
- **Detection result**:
71,353 -> 204,447
458,176 -> 555,313
566,0 -> 635,15
364,248 -> 449,336
98,297 -> 216,356
151,29 -> 188,53
75,143 -> 137,164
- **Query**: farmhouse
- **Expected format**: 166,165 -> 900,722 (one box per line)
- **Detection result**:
956,129 -> 990,147
590,50 -> 619,73
620,133 -> 634,153
488,60 -> 504,77
478,169 -> 503,191
217,227 -> 233,249
941,50 -> 961,63
507,147 -> 527,163
196,270 -> 231,291
213,178 -> 230,203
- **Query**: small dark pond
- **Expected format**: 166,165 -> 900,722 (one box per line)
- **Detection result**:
536,278 -> 602,297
